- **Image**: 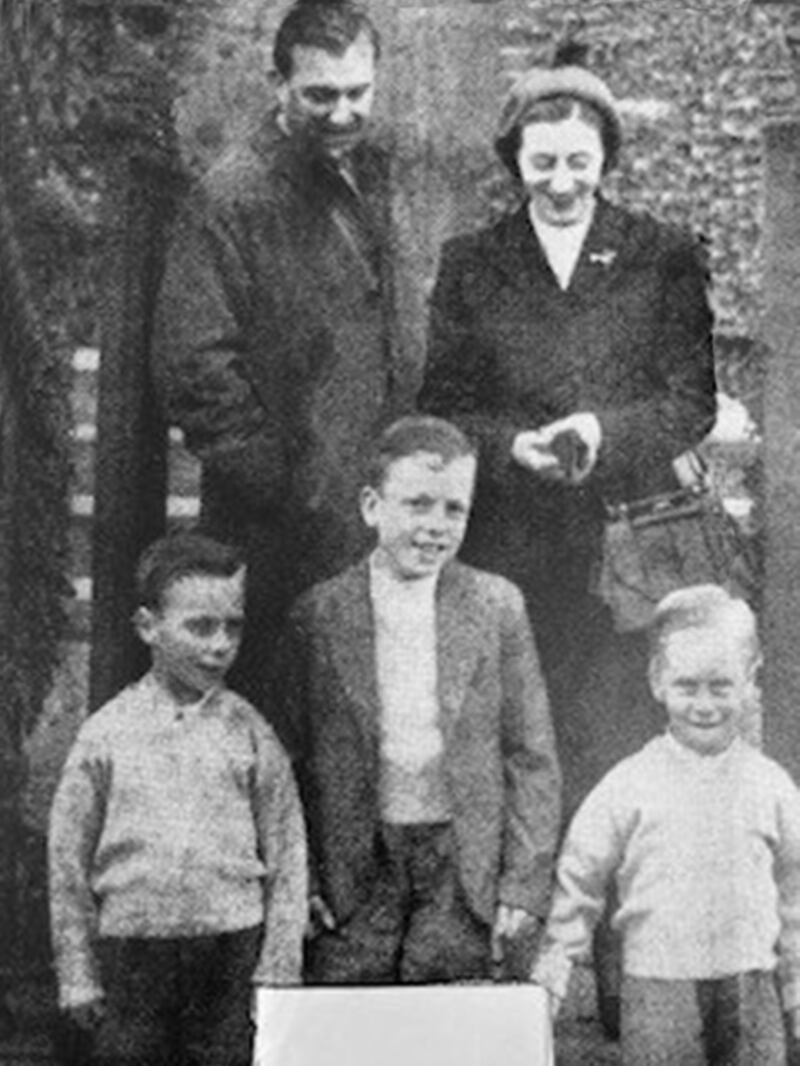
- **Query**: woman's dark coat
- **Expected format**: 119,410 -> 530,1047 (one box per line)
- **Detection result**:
419,198 -> 716,780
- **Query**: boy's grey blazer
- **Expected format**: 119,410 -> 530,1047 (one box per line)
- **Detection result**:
273,558 -> 561,928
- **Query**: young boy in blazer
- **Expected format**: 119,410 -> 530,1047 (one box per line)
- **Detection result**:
273,415 -> 561,984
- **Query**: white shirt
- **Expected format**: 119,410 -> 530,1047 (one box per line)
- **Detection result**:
529,207 -> 593,291
369,556 -> 450,824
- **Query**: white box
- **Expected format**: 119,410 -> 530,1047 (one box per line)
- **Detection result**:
254,984 -> 554,1066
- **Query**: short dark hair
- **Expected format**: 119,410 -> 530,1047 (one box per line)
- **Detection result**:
273,0 -> 381,80
135,531 -> 245,612
495,94 -> 619,180
365,415 -> 476,489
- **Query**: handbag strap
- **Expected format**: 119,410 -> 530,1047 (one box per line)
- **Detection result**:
605,450 -> 713,525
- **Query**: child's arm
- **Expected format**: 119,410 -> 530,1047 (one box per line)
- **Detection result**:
495,580 -> 561,919
48,728 -> 108,1017
773,774 -> 800,1035
532,774 -> 629,1008
267,599 -> 330,934
250,720 -> 308,986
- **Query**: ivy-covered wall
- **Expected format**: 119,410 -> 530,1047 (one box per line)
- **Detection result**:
495,1 -> 798,341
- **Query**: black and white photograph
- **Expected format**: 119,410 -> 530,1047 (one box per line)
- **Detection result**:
0,0 -> 798,1063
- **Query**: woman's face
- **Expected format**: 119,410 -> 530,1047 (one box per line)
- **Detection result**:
517,112 -> 604,227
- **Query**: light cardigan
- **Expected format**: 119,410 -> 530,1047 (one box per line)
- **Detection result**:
533,733 -> 800,1009
48,673 -> 307,1009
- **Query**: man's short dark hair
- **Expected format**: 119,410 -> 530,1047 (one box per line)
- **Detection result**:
273,0 -> 381,80
365,416 -> 476,490
136,531 -> 245,611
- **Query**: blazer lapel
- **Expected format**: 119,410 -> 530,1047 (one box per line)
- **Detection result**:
328,562 -> 381,758
436,565 -> 483,741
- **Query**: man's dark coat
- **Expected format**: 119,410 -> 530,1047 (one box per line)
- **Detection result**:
153,121 -> 405,663
274,560 -> 561,927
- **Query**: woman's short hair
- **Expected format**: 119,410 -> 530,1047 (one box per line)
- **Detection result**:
495,65 -> 622,181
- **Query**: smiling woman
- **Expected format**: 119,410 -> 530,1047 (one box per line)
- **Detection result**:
418,43 -> 717,1031
419,44 -> 717,814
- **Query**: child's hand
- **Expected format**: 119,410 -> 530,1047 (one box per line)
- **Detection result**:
543,988 -> 563,1023
491,904 -> 538,967
66,999 -> 105,1032
306,894 -> 336,938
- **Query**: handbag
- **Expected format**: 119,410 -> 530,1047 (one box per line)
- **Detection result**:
597,460 -> 756,633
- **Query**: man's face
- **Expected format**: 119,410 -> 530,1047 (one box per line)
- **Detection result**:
517,112 -> 604,227
277,32 -> 377,158
650,628 -> 756,757
136,570 -> 245,704
361,452 -> 476,581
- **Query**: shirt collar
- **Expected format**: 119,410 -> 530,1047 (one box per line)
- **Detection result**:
661,729 -> 743,771
141,670 -> 222,717
368,551 -> 439,602
529,204 -> 594,254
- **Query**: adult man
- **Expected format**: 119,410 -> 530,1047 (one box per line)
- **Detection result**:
153,0 -> 404,699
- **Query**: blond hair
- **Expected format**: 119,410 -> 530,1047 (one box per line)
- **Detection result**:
649,584 -> 761,674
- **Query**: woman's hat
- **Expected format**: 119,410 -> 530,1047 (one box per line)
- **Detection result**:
495,42 -> 622,176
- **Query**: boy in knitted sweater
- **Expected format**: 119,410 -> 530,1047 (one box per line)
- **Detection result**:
533,584 -> 800,1065
49,533 -> 306,1066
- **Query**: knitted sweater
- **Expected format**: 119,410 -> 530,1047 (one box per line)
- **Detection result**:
533,733 -> 800,1009
49,673 -> 307,1009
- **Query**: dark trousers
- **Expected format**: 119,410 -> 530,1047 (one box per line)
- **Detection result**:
306,822 -> 492,985
89,926 -> 262,1066
621,972 -> 786,1066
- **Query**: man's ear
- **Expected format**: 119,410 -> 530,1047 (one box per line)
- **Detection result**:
360,485 -> 379,529
272,70 -> 289,110
133,606 -> 157,647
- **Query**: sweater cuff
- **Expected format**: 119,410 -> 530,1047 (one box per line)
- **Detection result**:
58,976 -> 105,1012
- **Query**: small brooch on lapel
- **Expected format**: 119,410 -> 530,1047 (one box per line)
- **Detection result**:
588,249 -> 617,267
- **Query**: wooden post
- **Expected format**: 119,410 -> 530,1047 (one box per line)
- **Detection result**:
381,0 -> 511,385
761,121 -> 800,775
87,5 -> 179,710
89,156 -> 173,710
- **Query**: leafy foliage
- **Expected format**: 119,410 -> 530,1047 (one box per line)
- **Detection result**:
0,1 -> 77,736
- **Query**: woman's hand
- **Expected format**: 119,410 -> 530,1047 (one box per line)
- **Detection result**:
512,413 -> 602,485
511,430 -> 563,479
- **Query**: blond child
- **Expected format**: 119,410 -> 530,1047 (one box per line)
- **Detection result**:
533,584 -> 800,1065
